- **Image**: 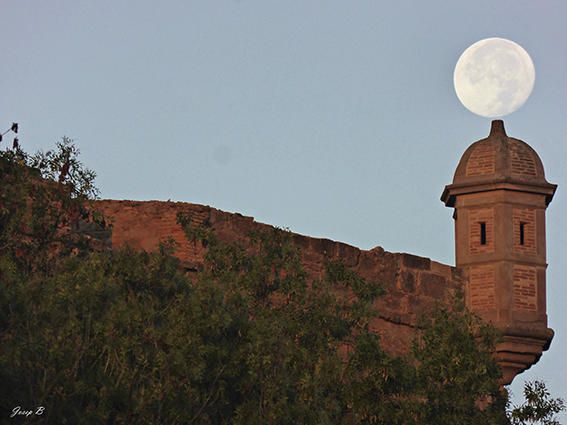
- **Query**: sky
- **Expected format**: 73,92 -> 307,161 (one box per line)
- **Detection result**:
2,0 -> 566,417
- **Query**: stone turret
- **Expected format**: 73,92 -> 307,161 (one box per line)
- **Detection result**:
441,120 -> 557,384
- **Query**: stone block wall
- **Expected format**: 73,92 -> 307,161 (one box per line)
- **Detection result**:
95,199 -> 465,357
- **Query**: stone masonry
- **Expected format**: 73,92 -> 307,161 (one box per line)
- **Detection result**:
95,199 -> 463,358
442,120 -> 556,384
93,120 -> 556,385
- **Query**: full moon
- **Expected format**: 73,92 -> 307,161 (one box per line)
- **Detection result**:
453,38 -> 535,118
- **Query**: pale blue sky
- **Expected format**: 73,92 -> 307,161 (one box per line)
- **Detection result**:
2,0 -> 566,415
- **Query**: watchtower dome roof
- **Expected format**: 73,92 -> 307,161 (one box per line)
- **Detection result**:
442,120 -> 557,207
453,120 -> 547,185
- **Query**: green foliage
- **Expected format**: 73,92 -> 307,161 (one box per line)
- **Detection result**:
0,141 -> 564,424
29,136 -> 99,200
0,137 -> 100,273
411,306 -> 508,424
509,381 -> 565,425
0,247 -> 191,424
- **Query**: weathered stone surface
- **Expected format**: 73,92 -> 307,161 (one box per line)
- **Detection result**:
95,191 -> 553,386
419,273 -> 447,299
430,261 -> 453,280
400,271 -> 416,293
401,253 -> 431,271
442,120 -> 556,384
94,199 -> 464,359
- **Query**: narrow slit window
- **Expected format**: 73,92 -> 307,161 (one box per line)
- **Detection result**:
480,222 -> 487,245
520,222 -> 526,245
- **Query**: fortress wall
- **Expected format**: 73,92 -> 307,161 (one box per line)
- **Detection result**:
95,199 -> 465,356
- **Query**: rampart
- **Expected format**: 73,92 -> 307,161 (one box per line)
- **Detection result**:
95,199 -> 464,357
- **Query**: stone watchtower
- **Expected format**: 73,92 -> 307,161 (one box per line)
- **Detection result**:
441,120 -> 557,384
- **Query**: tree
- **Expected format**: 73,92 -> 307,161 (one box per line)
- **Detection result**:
509,381 -> 565,425
0,138 -> 564,424
0,136 -> 101,274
